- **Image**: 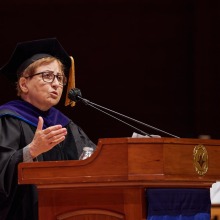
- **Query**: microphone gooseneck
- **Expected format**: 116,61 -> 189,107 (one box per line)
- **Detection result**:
68,88 -> 180,138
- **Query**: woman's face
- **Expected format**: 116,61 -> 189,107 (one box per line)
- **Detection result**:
20,60 -> 64,111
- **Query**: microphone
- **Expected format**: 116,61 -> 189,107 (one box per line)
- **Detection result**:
68,88 -> 82,102
68,88 -> 180,138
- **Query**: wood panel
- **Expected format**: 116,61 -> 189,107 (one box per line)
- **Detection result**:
18,137 -> 220,219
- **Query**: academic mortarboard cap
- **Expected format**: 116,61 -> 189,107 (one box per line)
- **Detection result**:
0,38 -> 71,81
0,38 -> 76,106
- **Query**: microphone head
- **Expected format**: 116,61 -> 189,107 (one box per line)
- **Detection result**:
68,88 -> 82,102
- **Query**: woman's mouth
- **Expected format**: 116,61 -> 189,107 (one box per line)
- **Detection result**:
50,91 -> 59,98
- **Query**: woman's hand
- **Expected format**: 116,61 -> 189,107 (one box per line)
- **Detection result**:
29,116 -> 67,158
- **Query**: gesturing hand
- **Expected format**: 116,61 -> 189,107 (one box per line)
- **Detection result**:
29,116 -> 67,158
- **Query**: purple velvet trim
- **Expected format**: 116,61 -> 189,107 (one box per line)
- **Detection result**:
0,100 -> 70,128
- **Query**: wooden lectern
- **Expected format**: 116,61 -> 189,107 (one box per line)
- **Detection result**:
18,138 -> 220,220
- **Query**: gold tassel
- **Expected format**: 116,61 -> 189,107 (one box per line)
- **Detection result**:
65,56 -> 75,107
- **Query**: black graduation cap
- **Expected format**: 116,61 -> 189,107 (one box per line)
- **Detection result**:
0,38 -> 76,106
0,38 -> 71,81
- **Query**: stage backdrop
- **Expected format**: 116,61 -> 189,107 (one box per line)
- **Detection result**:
0,0 -> 220,145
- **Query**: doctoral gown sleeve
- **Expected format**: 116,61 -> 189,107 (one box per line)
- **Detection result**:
0,115 -> 24,201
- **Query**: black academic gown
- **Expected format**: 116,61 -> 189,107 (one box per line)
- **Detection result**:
0,101 -> 96,220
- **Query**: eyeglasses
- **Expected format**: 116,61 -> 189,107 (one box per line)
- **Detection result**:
25,71 -> 67,86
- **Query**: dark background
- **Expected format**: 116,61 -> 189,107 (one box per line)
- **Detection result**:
0,0 -> 219,144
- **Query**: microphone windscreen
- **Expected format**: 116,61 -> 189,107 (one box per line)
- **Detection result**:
68,88 -> 82,102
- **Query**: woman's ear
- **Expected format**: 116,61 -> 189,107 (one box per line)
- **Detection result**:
19,77 -> 29,93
